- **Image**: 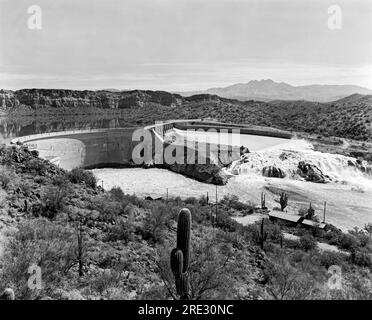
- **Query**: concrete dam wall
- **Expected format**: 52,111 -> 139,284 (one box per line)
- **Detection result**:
12,128 -> 141,170
11,121 -> 292,184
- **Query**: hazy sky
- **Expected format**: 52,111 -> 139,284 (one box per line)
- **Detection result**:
0,0 -> 371,90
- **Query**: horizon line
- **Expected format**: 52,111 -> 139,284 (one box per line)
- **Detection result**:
1,78 -> 372,92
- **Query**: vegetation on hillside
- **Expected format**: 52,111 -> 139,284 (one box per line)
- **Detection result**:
0,145 -> 371,300
1,91 -> 371,143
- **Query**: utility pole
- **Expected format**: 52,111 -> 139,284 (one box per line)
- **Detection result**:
166,188 -> 168,202
206,192 -> 209,204
323,201 -> 326,223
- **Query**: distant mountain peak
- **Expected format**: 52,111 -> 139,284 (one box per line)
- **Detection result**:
181,80 -> 372,102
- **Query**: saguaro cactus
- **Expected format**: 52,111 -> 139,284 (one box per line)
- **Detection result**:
259,218 -> 268,250
170,208 -> 191,299
261,192 -> 267,210
279,192 -> 288,211
306,202 -> 315,220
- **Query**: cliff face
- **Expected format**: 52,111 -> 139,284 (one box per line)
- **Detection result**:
0,89 -> 184,111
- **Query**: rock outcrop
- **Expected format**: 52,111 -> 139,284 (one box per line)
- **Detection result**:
297,161 -> 328,183
0,89 -> 184,111
161,143 -> 230,185
262,166 -> 285,178
168,162 -> 228,185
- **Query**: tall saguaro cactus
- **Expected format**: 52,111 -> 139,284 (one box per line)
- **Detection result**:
259,218 -> 268,250
170,208 -> 192,300
279,192 -> 288,211
261,192 -> 267,210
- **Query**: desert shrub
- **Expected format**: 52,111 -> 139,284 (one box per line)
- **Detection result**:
141,202 -> 172,243
16,181 -> 32,196
215,209 -> 240,232
243,220 -> 282,246
283,238 -> 301,250
323,225 -> 343,244
168,196 -> 183,206
263,254 -> 318,300
220,194 -> 255,213
352,248 -> 372,268
109,187 -> 125,202
52,174 -> 69,188
317,251 -> 346,269
309,226 -> 326,238
0,218 -> 76,299
106,216 -> 134,243
68,168 -> 97,189
184,196 -> 198,205
341,273 -> 372,300
89,269 -> 126,296
215,229 -> 246,250
338,234 -> 360,251
299,234 -> 317,252
266,222 -> 283,241
188,204 -> 214,225
89,195 -> 122,222
0,169 -> 11,189
108,191 -> 146,209
39,185 -> 69,218
33,175 -> 47,185
25,158 -> 48,176
348,227 -> 371,248
198,195 -> 208,206
121,193 -> 145,208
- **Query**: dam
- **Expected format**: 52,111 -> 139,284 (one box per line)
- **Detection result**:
11,120 -> 292,171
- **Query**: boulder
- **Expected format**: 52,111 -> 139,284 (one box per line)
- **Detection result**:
262,166 -> 285,178
240,146 -> 250,156
166,145 -> 229,185
169,162 -> 228,185
297,161 -> 328,183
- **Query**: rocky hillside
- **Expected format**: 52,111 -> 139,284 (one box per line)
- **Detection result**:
0,145 -> 266,300
0,89 -> 184,111
0,145 -> 371,300
0,146 -> 372,300
1,89 -> 372,142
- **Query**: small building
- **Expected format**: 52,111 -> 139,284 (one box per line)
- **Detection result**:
268,211 -> 303,226
301,219 -> 327,230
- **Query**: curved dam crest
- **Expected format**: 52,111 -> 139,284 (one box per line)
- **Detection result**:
11,120 -> 292,172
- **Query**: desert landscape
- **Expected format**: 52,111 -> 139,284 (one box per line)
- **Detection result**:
0,0 -> 371,304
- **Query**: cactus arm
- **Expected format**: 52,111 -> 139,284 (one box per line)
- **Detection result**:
177,208 -> 191,272
170,248 -> 184,278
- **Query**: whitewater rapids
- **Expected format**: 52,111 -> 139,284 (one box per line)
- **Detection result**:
93,138 -> 372,231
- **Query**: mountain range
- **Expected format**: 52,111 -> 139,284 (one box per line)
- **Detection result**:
179,79 -> 372,102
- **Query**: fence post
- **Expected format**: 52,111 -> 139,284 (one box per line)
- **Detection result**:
323,201 -> 326,223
